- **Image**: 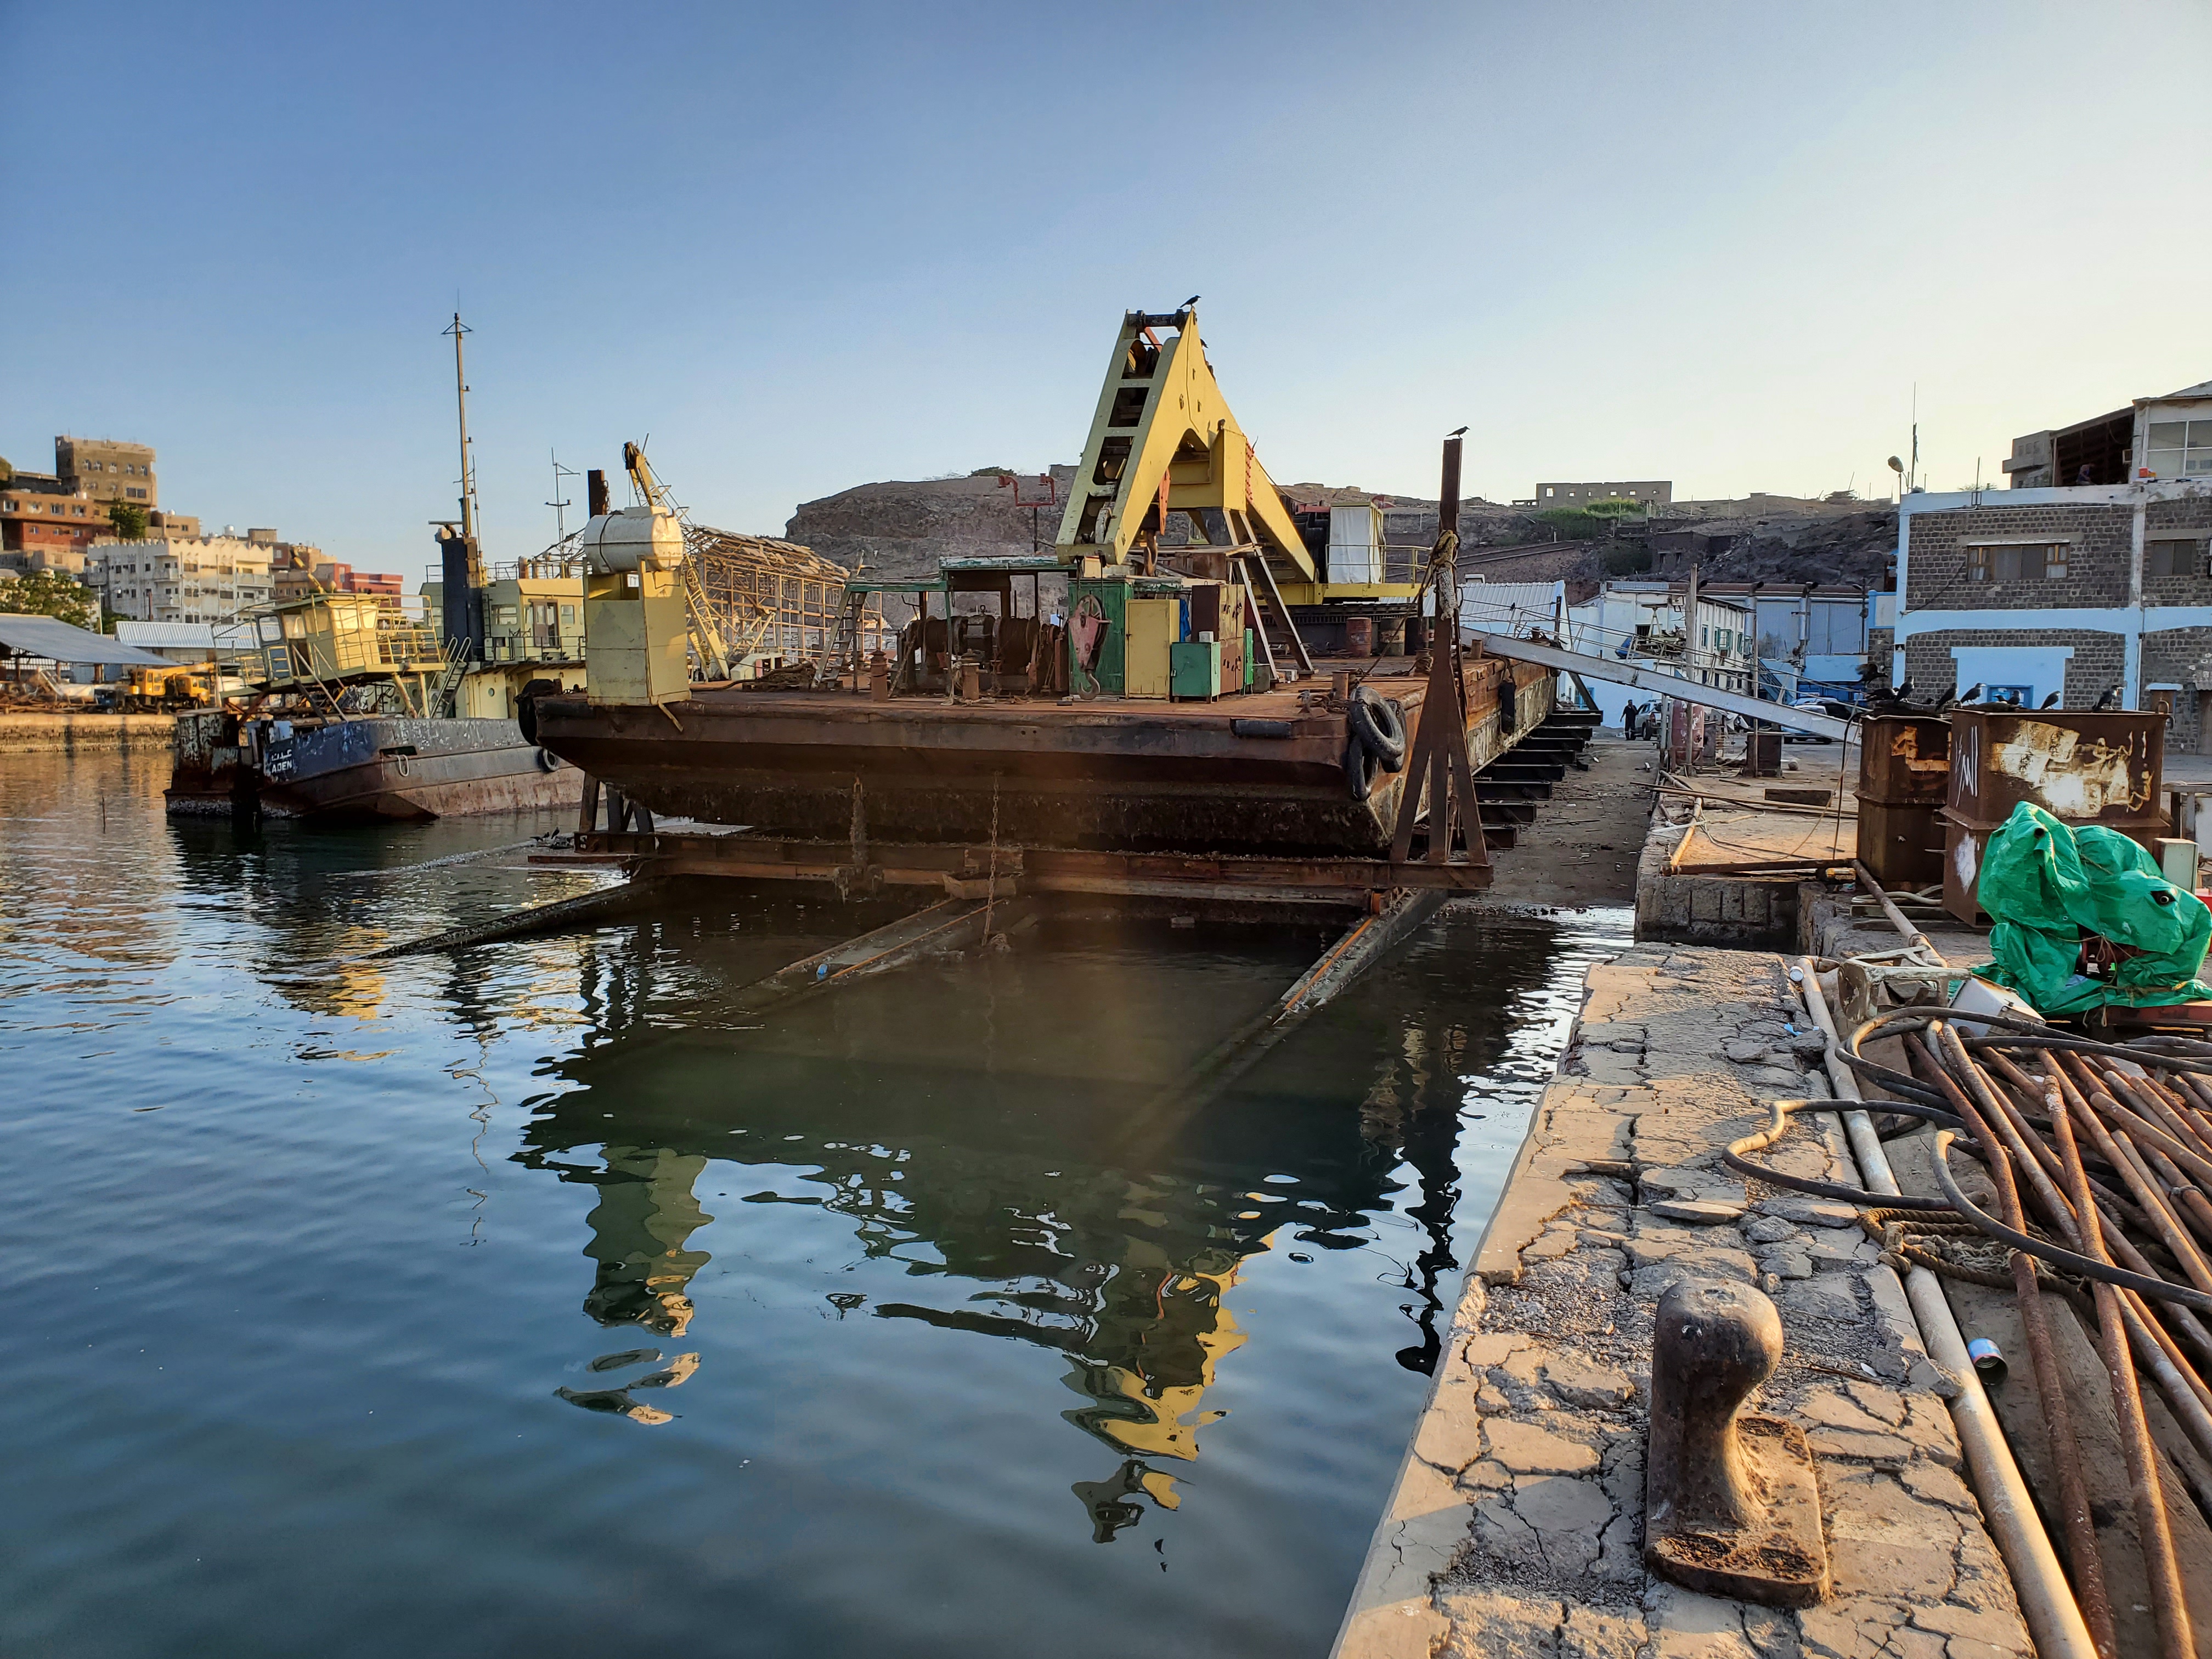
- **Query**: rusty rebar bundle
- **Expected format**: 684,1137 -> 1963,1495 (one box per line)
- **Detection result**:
1728,1006 -> 2212,1659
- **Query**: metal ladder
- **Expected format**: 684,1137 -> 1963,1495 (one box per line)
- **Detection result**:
680,555 -> 732,681
430,648 -> 470,718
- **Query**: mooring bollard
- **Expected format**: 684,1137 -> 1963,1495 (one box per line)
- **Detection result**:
1645,1277 -> 1831,1606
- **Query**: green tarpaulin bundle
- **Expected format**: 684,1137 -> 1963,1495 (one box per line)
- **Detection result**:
1973,801 -> 2212,1014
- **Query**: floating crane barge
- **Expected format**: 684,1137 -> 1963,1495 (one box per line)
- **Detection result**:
531,306 -> 1571,906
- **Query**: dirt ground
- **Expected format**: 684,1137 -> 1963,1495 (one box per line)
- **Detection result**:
1482,731 -> 1655,909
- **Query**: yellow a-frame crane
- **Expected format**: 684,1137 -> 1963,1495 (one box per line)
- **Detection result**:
1052,305 -> 1421,610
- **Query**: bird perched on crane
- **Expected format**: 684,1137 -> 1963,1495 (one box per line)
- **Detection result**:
2094,684 -> 2119,710
2040,690 -> 2062,709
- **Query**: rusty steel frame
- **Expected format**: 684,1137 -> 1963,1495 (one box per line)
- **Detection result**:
531,829 -> 1491,900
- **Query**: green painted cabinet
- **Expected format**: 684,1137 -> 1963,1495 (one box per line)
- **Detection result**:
1170,639 -> 1222,701
1066,575 -> 1128,695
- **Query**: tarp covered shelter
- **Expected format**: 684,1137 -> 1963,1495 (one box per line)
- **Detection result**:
0,612 -> 174,669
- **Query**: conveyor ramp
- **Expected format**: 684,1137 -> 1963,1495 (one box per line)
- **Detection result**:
1457,610 -> 1853,742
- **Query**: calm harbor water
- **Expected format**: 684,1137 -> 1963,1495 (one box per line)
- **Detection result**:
0,747 -> 1629,1659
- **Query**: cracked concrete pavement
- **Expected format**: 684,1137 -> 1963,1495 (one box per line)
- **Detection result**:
1331,943 -> 2031,1659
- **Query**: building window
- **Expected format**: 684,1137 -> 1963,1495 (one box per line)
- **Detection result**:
2145,421 -> 2212,480
1966,543 -> 2068,582
2151,538 -> 2207,578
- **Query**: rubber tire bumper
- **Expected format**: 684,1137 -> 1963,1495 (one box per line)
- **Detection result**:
1347,688 -> 1408,772
1344,733 -> 1380,802
515,677 -> 562,744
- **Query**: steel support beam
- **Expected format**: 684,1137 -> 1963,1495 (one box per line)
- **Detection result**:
1464,631 -> 1853,741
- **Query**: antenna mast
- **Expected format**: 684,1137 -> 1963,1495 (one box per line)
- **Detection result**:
548,451 -> 578,539
444,312 -> 477,540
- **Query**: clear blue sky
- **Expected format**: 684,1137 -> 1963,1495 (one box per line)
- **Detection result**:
4,2 -> 2207,571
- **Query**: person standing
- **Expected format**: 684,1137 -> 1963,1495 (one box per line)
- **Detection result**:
1620,697 -> 1639,737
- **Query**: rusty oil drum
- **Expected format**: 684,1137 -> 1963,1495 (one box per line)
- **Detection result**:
1939,707 -> 2168,923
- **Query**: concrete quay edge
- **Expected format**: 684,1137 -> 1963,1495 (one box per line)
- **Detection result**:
1330,941 -> 2032,1659
0,712 -> 176,753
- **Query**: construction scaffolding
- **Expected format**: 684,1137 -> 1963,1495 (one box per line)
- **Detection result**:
683,524 -> 889,674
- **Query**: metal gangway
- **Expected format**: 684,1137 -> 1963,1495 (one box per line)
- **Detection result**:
1456,592 -> 1853,742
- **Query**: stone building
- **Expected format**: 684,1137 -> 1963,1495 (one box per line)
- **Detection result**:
2,437 -> 170,572
1894,377 -> 2212,747
54,437 -> 157,509
1528,479 -> 1672,509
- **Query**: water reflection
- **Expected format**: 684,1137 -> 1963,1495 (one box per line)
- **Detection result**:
514,901 -> 1571,1541
3,749 -> 1630,1658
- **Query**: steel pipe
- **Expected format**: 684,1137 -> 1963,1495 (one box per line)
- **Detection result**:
1792,958 -> 2098,1659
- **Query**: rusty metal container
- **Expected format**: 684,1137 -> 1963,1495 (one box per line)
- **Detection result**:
1858,713 -> 1951,805
1854,713 -> 1950,889
1741,731 -> 1782,777
1938,708 -> 2168,922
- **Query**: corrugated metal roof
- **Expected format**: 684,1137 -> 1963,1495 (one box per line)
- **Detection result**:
0,612 -> 173,667
115,622 -> 216,648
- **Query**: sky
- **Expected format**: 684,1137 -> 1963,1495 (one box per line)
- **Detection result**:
4,1 -> 2208,571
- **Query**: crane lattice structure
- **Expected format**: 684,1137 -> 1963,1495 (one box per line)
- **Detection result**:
537,440 -> 889,680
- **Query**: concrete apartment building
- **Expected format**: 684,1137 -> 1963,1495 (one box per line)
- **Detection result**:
0,483 -> 110,569
272,540 -> 404,606
2,438 -> 178,572
87,534 -> 276,624
1892,376 -> 2212,746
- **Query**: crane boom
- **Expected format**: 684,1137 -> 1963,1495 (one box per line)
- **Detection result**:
1053,307 -> 1318,587
624,441 -> 672,511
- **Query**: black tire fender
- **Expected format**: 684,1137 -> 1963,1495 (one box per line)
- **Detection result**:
1347,688 -> 1408,772
515,677 -> 561,744
535,746 -> 561,772
1344,732 -> 1379,802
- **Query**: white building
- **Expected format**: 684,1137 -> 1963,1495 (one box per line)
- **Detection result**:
87,535 -> 275,624
1558,580 -> 1756,727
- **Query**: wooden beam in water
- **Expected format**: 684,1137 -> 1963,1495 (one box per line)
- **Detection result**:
1138,887 -> 1449,1123
364,876 -> 660,960
535,833 -> 1493,899
727,895 -> 1015,1018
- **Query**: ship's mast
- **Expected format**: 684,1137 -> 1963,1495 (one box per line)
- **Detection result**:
443,312 -> 477,541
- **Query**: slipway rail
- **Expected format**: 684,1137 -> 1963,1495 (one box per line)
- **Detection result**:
1464,631 -> 1854,742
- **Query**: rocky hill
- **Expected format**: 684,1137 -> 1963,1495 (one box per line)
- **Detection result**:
783,471 -> 1898,591
785,467 -> 1075,584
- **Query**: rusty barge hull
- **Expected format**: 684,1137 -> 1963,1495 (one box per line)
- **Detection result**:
534,659 -> 1554,858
